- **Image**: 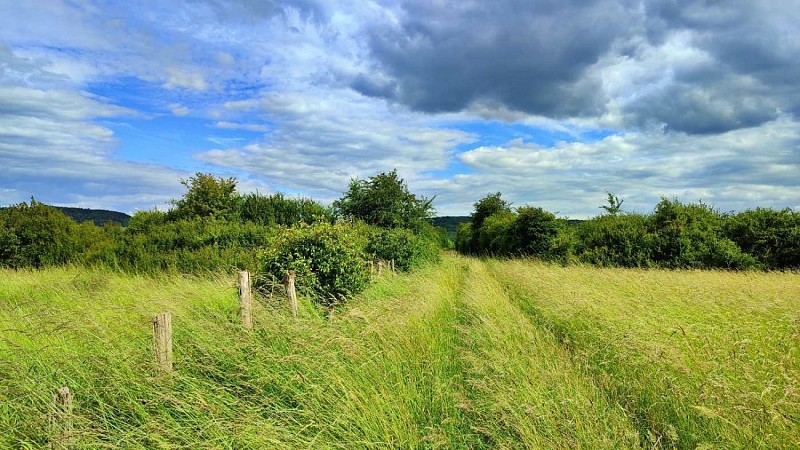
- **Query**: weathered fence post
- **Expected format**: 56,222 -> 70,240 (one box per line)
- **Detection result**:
49,386 -> 73,449
390,259 -> 395,274
283,271 -> 298,318
153,312 -> 173,372
238,270 -> 253,329
377,260 -> 384,277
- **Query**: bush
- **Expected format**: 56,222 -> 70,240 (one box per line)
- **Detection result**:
259,222 -> 370,305
366,226 -> 440,271
476,211 -> 516,256
724,208 -> 800,269
510,206 -> 562,258
455,222 -> 473,254
0,200 -> 79,268
573,214 -> 655,267
236,192 -> 332,226
650,198 -> 756,269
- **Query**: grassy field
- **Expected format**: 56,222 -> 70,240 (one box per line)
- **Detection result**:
1,257 -> 798,448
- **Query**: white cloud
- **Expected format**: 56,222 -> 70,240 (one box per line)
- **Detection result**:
168,103 -> 190,116
427,116 -> 800,217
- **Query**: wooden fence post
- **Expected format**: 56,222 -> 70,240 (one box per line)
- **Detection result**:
283,271 -> 298,318
49,386 -> 73,449
390,259 -> 395,274
238,270 -> 253,329
377,260 -> 384,277
153,312 -> 173,372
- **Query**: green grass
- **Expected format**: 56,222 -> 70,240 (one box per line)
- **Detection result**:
2,257 -> 799,448
488,259 -> 800,448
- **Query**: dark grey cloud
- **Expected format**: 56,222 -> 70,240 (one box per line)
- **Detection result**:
356,0 -> 632,117
353,0 -> 800,135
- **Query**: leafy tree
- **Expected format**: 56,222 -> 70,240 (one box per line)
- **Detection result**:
511,206 -> 562,258
599,192 -> 624,215
0,199 -> 78,268
468,192 -> 511,253
476,211 -> 516,255
333,170 -> 433,229
171,173 -> 238,220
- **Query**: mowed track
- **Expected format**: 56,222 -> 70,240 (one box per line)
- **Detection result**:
1,256 -> 798,448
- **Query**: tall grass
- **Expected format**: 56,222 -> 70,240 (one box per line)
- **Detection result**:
3,257 -> 798,448
488,259 -> 800,448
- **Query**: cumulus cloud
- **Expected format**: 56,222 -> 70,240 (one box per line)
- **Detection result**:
355,0 -> 800,135
425,116 -> 800,217
198,88 -> 473,199
1,0 -> 798,217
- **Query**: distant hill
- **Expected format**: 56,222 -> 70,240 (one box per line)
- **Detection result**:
430,216 -> 471,240
56,206 -> 131,226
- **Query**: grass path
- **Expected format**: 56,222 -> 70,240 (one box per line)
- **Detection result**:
487,259 -> 800,449
2,257 -> 799,448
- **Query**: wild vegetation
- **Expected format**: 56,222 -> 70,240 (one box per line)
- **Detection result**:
456,192 -> 800,270
3,175 -> 799,448
2,256 -> 797,448
0,172 -> 445,304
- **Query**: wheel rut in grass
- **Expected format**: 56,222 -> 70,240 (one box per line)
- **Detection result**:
453,258 -> 641,448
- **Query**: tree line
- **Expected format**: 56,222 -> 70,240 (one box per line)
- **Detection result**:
0,171 -> 448,304
456,192 -> 800,270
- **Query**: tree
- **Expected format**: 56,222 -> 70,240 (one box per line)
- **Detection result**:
171,173 -> 238,220
333,170 -> 433,229
599,192 -> 624,215
511,206 -> 562,257
0,199 -> 78,268
468,192 -> 511,253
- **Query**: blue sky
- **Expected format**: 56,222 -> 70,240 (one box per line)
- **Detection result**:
1,0 -> 799,217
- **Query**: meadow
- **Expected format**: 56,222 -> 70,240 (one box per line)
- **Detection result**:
1,256 -> 798,448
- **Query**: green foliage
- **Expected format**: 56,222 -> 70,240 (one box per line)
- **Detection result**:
0,199 -> 78,268
333,170 -> 433,229
366,226 -> 440,271
599,192 -> 624,215
428,216 -> 470,241
476,211 -> 516,255
55,206 -> 131,226
171,173 -> 238,220
724,208 -> 800,269
260,222 -> 370,305
510,206 -> 562,258
649,198 -> 756,269
454,222 -> 473,254
236,192 -> 331,226
573,214 -> 655,267
468,192 -> 511,253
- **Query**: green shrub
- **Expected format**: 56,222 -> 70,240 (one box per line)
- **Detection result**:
455,222 -> 473,254
236,192 -> 332,226
259,222 -> 370,305
574,214 -> 655,267
650,198 -> 756,269
366,227 -> 440,271
510,206 -> 562,258
724,208 -> 800,269
477,211 -> 516,256
0,200 -> 78,268
334,170 -> 433,229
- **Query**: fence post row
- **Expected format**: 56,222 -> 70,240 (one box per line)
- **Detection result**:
49,386 -> 73,449
153,311 -> 173,372
238,270 -> 253,329
284,271 -> 298,318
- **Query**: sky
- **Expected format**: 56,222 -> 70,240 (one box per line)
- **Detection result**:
1,0 -> 798,218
